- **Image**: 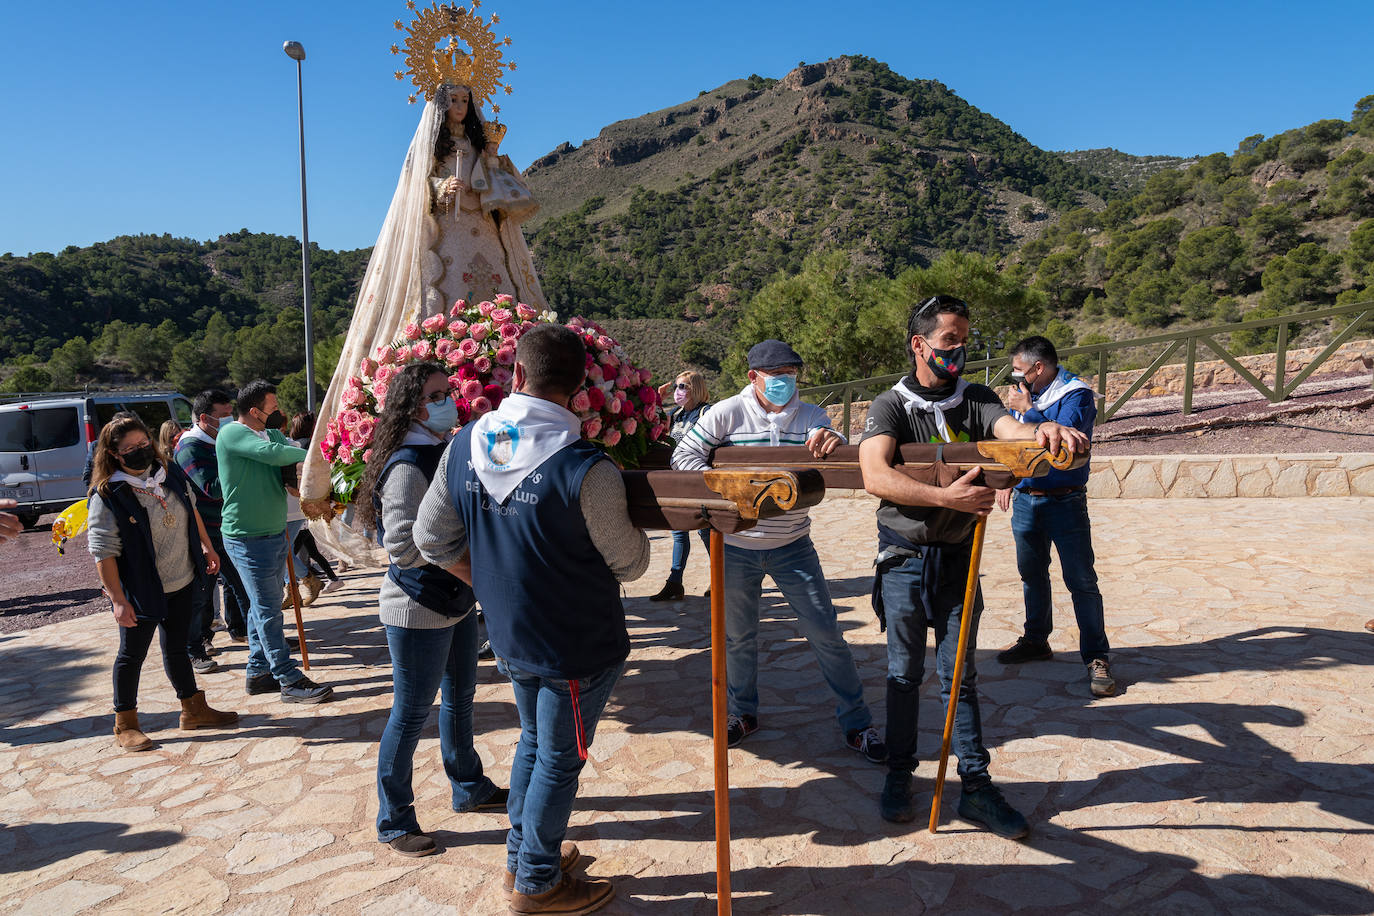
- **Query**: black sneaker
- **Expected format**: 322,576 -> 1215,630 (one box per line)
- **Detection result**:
477,639 -> 495,661
191,656 -> 218,674
725,714 -> 758,748
845,726 -> 889,764
245,672 -> 277,695
880,770 -> 916,823
957,784 -> 1029,839
461,786 -> 509,813
996,637 -> 1053,665
650,580 -> 685,602
1088,659 -> 1117,697
388,831 -> 437,858
281,676 -> 333,704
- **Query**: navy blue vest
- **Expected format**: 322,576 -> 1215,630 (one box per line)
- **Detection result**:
102,462 -> 207,621
446,426 -> 627,680
374,444 -> 476,619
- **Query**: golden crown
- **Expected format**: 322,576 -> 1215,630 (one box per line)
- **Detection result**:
390,1 -> 516,111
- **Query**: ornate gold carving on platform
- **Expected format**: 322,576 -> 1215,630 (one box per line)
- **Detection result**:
703,469 -> 803,519
391,1 -> 517,107
974,440 -> 1082,477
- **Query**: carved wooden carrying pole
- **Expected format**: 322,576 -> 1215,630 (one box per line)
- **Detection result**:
620,440 -> 1085,906
621,467 -> 824,916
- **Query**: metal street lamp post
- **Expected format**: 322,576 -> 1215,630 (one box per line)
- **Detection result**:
283,40 -> 316,413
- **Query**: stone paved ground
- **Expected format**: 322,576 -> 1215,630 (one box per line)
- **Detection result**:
2,495 -> 1372,915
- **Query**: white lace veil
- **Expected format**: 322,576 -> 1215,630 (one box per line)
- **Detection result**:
299,88 -> 458,509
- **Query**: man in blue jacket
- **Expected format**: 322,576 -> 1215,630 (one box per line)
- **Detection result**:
415,325 -> 648,915
994,336 -> 1114,697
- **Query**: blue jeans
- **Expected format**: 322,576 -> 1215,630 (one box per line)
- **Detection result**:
667,529 -> 711,584
223,532 -> 302,686
284,519 -> 308,581
723,535 -> 872,734
880,547 -> 991,789
502,658 -> 623,896
1011,489 -> 1109,664
376,614 -> 499,842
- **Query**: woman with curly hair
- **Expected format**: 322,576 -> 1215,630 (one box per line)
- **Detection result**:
355,362 -> 506,857
87,415 -> 238,751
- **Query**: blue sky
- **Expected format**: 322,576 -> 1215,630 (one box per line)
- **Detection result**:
2,0 -> 1370,256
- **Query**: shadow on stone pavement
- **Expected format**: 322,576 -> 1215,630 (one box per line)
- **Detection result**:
0,821 -> 183,876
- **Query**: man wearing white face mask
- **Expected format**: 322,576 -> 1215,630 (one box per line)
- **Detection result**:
671,339 -> 886,763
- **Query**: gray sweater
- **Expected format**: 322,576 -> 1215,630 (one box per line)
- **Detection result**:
88,479 -> 198,595
377,460 -> 461,629
414,448 -> 649,584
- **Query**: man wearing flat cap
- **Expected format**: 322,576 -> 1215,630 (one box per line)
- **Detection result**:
672,339 -> 886,763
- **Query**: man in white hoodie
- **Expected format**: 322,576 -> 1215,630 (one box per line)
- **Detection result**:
672,339 -> 886,763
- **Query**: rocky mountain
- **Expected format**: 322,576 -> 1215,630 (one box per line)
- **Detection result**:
523,56 -> 1117,321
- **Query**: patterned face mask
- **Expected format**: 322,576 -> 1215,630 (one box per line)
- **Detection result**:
923,343 -> 966,382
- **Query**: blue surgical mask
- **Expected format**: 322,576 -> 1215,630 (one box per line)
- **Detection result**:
760,373 -> 796,407
421,395 -> 459,434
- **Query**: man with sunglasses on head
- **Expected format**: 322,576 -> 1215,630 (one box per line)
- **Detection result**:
672,339 -> 886,765
995,336 -> 1114,698
858,296 -> 1088,839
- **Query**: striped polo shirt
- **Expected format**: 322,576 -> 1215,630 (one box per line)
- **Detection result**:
670,384 -> 843,549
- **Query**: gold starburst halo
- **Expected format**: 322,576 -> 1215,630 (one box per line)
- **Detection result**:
389,2 -> 517,107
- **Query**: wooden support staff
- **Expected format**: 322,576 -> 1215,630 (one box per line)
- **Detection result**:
709,527 -> 731,914
283,532 -> 311,671
928,513 -> 988,833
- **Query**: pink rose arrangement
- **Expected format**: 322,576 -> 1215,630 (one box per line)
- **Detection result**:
320,296 -> 666,504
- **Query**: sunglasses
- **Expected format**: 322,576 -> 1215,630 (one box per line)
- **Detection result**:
423,390 -> 453,405
914,294 -> 970,319
675,382 -> 690,390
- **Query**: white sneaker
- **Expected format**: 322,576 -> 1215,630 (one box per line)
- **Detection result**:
321,579 -> 344,594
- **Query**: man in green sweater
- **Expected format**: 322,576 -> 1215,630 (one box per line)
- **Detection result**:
217,380 -> 332,703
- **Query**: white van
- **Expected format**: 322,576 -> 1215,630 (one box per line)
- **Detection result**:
0,390 -> 193,528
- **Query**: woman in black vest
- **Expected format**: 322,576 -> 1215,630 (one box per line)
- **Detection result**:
87,416 -> 238,752
355,362 -> 506,858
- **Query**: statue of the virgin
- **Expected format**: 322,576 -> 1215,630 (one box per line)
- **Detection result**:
300,4 -> 543,516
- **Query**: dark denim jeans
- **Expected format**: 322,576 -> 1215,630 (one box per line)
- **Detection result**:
1011,488 -> 1109,664
723,536 -> 872,734
376,613 -> 499,842
501,658 -> 624,896
666,528 -> 711,585
222,532 -> 301,686
880,547 -> 991,790
113,583 -> 198,711
187,529 -> 245,653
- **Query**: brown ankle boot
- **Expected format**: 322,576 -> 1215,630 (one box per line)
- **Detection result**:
179,690 -> 240,729
114,709 -> 154,752
509,874 -> 614,915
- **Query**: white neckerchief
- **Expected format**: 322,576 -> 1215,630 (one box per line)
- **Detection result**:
1012,367 -> 1098,421
110,464 -> 169,500
402,423 -> 447,447
469,393 -> 580,504
738,383 -> 799,447
890,377 -> 968,443
179,423 -> 216,448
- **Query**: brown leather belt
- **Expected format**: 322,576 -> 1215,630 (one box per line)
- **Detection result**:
1024,485 -> 1085,497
